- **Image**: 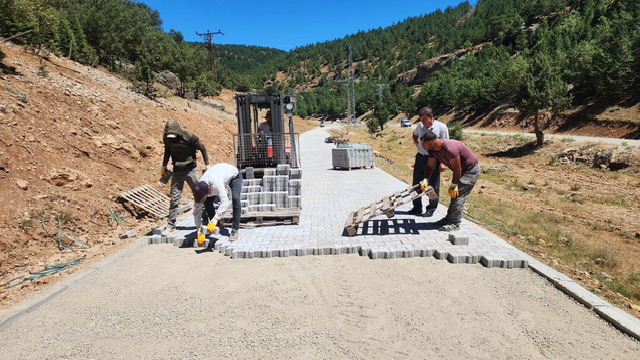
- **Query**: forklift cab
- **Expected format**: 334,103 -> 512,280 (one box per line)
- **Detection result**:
234,94 -> 299,171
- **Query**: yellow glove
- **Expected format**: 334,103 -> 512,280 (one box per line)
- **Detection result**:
197,233 -> 206,245
161,166 -> 169,177
207,222 -> 216,233
420,180 -> 429,191
448,184 -> 459,198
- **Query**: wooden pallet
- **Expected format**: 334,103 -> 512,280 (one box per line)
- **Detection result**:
343,185 -> 436,236
119,184 -> 169,218
221,208 -> 301,227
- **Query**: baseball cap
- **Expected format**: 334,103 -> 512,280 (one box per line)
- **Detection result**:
193,181 -> 209,203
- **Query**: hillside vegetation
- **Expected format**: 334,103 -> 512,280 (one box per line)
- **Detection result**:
2,0 -> 639,137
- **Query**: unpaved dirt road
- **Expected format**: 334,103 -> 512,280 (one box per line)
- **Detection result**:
464,129 -> 640,146
0,242 -> 638,359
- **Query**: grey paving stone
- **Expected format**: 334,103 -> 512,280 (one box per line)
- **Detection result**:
480,255 -> 505,268
173,237 -> 186,247
448,234 -> 469,246
433,249 -> 449,260
447,252 -> 478,264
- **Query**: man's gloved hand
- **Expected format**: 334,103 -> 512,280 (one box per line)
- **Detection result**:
161,166 -> 169,178
197,233 -> 206,245
420,180 -> 429,191
448,184 -> 459,198
207,222 -> 216,233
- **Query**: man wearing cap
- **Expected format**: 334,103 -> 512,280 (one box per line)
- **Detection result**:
161,119 -> 210,235
193,163 -> 243,242
409,107 -> 449,216
420,130 -> 480,231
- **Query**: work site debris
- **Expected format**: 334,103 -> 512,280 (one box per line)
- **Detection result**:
324,136 -> 349,145
119,230 -> 137,239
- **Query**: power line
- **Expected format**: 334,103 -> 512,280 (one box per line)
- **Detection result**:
196,29 -> 224,79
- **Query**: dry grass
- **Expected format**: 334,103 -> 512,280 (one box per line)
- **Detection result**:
331,123 -> 640,316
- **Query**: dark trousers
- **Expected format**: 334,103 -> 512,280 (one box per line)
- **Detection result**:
202,173 -> 243,230
412,153 -> 440,211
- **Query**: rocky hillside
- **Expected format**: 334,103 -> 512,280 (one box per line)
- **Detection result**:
0,42 -> 239,307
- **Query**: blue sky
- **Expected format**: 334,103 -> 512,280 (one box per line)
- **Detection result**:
140,0 -> 477,51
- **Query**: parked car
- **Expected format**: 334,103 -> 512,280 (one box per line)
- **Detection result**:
400,119 -> 412,127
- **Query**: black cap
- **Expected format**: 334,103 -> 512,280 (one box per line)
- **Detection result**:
193,181 -> 209,203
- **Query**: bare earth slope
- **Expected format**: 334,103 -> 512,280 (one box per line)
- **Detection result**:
0,42 -> 238,308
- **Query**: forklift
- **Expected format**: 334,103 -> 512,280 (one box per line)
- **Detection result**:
234,93 -> 300,175
222,94 -> 301,226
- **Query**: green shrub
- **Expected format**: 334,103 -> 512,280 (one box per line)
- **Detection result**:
17,90 -> 29,103
366,118 -> 379,134
448,121 -> 464,141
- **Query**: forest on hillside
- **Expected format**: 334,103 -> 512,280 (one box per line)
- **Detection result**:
0,0 -> 282,97
259,0 -> 639,137
1,0 -> 639,135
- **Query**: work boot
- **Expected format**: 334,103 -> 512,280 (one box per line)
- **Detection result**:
161,225 -> 176,236
438,224 -> 460,232
422,209 -> 436,217
229,229 -> 239,242
433,218 -> 448,226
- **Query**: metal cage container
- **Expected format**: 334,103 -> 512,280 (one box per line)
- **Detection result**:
234,132 -> 300,170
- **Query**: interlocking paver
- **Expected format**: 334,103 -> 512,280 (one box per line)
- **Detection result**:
151,127 -> 533,268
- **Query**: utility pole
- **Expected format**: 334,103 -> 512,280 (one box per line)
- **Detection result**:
337,46 -> 357,133
346,45 -> 356,132
196,29 -> 224,79
376,83 -> 386,104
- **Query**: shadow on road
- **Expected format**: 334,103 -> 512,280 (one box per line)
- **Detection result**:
343,218 -> 447,236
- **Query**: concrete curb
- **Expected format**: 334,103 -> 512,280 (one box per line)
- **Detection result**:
528,259 -> 640,341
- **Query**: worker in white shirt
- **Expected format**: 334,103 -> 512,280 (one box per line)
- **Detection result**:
192,163 -> 243,242
409,106 -> 449,217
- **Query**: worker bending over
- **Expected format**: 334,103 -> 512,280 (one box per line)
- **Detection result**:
420,130 -> 480,232
193,163 -> 243,242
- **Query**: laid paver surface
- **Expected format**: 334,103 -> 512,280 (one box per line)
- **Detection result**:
164,127 -> 529,266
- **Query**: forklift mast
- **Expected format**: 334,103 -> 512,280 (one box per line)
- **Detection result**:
234,93 -> 299,170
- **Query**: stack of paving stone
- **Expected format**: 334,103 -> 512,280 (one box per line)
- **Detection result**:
241,164 -> 302,214
332,143 -> 374,170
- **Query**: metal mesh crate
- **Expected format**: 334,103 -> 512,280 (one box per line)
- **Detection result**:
233,132 -> 300,170
332,143 -> 374,169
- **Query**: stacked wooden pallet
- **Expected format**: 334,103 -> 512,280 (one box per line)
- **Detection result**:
344,184 -> 437,236
119,185 -> 169,218
221,208 -> 301,227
